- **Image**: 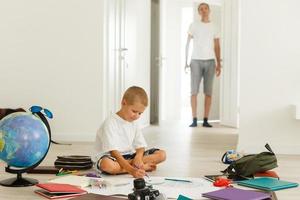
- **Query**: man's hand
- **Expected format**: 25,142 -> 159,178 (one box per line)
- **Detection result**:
184,63 -> 190,73
216,62 -> 221,77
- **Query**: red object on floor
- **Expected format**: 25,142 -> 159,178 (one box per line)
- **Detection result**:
213,178 -> 232,187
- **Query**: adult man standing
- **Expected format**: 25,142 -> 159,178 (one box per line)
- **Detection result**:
185,2 -> 221,127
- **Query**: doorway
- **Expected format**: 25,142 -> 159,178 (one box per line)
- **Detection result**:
150,0 -> 239,128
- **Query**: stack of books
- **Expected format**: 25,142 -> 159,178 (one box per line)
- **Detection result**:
35,183 -> 87,199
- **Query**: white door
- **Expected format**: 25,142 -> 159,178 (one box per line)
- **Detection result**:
220,0 -> 239,128
123,0 -> 151,126
159,0 -> 185,122
103,0 -> 151,126
102,0 -> 124,118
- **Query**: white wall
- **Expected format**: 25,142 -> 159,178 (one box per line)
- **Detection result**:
238,0 -> 300,154
0,0 -> 104,141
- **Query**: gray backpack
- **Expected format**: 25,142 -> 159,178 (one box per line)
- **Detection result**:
222,144 -> 278,177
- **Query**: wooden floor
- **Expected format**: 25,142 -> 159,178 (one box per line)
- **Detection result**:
0,122 -> 299,199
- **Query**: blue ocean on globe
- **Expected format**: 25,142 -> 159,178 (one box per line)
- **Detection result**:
0,112 -> 50,168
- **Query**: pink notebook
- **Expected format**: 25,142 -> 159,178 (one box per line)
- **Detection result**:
35,183 -> 87,199
202,187 -> 271,200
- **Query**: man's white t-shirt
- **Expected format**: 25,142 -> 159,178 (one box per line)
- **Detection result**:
95,113 -> 147,157
188,21 -> 219,60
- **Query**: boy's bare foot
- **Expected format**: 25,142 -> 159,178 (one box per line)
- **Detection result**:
144,163 -> 157,172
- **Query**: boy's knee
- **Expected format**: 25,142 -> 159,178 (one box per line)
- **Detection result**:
99,158 -> 116,174
156,150 -> 166,163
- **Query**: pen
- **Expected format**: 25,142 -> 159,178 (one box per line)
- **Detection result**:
56,169 -> 78,176
133,164 -> 150,179
165,178 -> 192,183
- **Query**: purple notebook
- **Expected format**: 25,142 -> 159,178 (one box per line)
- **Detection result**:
202,187 -> 271,200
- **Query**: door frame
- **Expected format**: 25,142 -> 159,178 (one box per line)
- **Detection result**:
219,0 -> 240,128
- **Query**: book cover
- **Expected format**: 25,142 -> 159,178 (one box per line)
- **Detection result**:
237,177 -> 299,191
254,171 -> 279,179
202,187 -> 271,200
36,183 -> 87,193
35,189 -> 87,199
68,193 -> 125,200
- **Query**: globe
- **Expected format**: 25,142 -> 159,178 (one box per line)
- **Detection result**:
0,112 -> 51,187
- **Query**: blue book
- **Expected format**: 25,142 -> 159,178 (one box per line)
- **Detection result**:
237,177 -> 299,191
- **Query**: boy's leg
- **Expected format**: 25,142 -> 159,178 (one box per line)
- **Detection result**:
98,156 -> 130,175
142,149 -> 166,171
98,150 -> 166,174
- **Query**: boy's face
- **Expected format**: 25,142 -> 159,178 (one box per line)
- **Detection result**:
121,100 -> 146,122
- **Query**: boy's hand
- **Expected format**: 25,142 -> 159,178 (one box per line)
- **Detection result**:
130,168 -> 146,178
132,158 -> 144,170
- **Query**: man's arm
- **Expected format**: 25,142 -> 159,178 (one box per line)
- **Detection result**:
214,38 -> 221,77
185,34 -> 193,71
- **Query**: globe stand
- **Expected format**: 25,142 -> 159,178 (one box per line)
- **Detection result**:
0,166 -> 38,187
0,171 -> 38,187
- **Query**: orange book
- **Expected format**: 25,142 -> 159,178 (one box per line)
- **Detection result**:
254,171 -> 279,179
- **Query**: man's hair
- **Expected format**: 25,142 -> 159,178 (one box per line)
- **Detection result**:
122,86 -> 148,107
198,2 -> 210,11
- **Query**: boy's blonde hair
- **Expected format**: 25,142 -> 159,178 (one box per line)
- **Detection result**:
122,86 -> 148,107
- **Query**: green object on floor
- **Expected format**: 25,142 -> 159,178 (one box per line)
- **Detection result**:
177,194 -> 192,200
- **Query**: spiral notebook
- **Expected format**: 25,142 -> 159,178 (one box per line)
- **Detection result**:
202,187 -> 271,200
237,177 -> 298,191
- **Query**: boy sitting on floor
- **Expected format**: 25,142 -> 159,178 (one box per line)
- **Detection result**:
95,86 -> 166,178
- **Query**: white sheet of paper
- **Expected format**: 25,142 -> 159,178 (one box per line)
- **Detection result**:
84,176 -> 219,199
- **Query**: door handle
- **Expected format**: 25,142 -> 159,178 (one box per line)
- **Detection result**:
114,48 -> 128,51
